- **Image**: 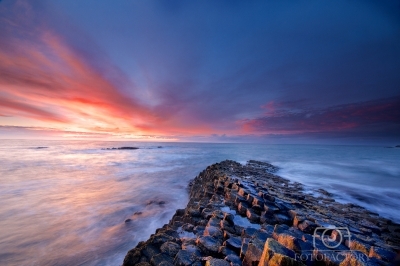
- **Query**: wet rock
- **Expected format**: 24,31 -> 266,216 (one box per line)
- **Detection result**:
196,236 -> 222,255
264,202 -> 280,213
240,238 -> 250,260
218,246 -> 237,257
142,244 -> 161,260
241,228 -> 258,239
259,238 -> 298,266
174,248 -> 202,266
260,212 -> 277,225
297,220 -> 318,234
224,236 -> 242,253
368,246 -> 396,262
123,249 -> 142,266
225,254 -> 242,266
160,242 -> 180,257
136,263 -> 152,266
293,215 -> 306,227
274,213 -> 292,225
339,251 -> 375,266
346,237 -> 371,255
251,204 -> 263,215
223,213 -> 235,225
276,233 -> 301,253
242,231 -> 270,266
246,208 -> 260,223
205,258 -> 230,266
204,226 -> 223,238
238,202 -> 250,216
150,253 -> 174,265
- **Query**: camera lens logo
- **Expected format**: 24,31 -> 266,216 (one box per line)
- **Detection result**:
313,227 -> 351,249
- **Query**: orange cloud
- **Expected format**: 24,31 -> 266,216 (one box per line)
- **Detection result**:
0,18 -> 161,137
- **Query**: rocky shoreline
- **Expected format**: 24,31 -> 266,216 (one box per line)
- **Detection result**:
122,160 -> 400,266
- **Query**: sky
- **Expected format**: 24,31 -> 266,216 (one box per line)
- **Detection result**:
0,0 -> 399,144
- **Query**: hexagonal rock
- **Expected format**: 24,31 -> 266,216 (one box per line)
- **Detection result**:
224,236 -> 242,253
338,251 -> 374,266
260,212 -> 277,225
204,225 -> 223,238
252,204 -> 263,215
274,213 -> 292,225
264,203 -> 280,213
174,248 -> 202,266
150,253 -> 174,265
224,254 -> 242,266
369,246 -> 396,262
297,220 -> 318,234
258,238 -> 299,266
246,208 -> 260,223
205,258 -> 230,266
196,236 -> 222,255
242,231 -> 270,266
276,233 -> 301,253
346,238 -> 371,255
160,241 -> 180,257
238,202 -> 250,216
293,215 -> 306,227
238,188 -> 248,197
223,212 -> 235,225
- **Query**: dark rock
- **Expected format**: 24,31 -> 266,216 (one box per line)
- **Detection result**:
238,202 -> 250,216
196,236 -> 222,255
369,246 -> 396,262
274,213 -> 292,225
241,227 -> 258,239
246,208 -> 260,223
258,238 -> 298,266
204,226 -> 223,238
297,220 -> 317,234
243,234 -> 268,266
264,203 -> 280,213
223,212 -> 235,225
218,246 -> 237,257
160,241 -> 180,257
142,244 -> 161,260
339,250 -> 375,266
225,236 -> 242,253
123,249 -> 142,266
225,254 -> 242,266
125,218 -> 132,223
103,146 -> 139,150
150,253 -> 174,265
205,258 -> 230,266
136,263 -> 152,266
174,248 -> 202,266
260,212 -> 277,225
240,238 -> 250,260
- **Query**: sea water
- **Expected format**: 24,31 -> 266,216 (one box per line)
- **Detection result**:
0,140 -> 399,265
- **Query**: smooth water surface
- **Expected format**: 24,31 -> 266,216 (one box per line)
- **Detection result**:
0,140 -> 399,265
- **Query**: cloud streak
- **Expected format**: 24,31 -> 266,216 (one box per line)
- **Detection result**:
0,0 -> 399,143
241,97 -> 400,135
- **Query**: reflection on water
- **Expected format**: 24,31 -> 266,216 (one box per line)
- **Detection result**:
0,140 -> 399,265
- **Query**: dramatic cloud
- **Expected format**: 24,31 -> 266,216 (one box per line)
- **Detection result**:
241,97 -> 400,135
0,0 -> 399,143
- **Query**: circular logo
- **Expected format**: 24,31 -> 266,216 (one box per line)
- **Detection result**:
321,228 -> 342,249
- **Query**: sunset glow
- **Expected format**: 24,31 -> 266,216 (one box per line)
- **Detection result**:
1,1 -> 399,143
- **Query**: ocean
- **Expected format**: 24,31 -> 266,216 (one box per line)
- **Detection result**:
0,140 -> 399,265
